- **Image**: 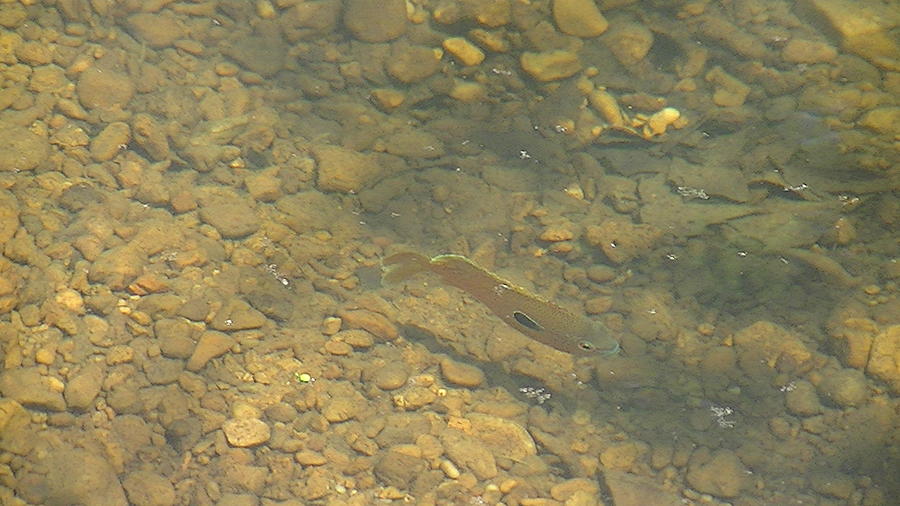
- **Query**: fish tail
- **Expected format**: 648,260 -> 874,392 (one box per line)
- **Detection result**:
382,252 -> 433,284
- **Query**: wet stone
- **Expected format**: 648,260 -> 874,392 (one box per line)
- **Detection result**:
38,449 -> 128,505
64,362 -> 104,411
818,368 -> 869,407
122,470 -> 176,506
143,357 -> 184,385
90,121 -> 130,162
0,126 -> 49,172
198,202 -> 260,239
0,367 -> 66,411
126,12 -> 185,48
686,448 -> 747,498
784,379 -> 823,416
222,417 -> 271,447
76,66 -> 134,110
186,331 -> 234,371
88,245 -> 145,290
344,0 -> 407,43
373,449 -> 426,489
373,362 -> 409,390
440,357 -> 485,388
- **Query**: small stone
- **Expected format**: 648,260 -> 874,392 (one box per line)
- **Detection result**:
186,331 -> 234,371
90,121 -> 130,162
373,362 -> 409,390
818,368 -> 869,407
600,441 -> 645,470
222,417 -> 271,447
370,88 -> 406,110
442,429 -> 498,480
586,264 -> 616,283
539,226 -> 575,242
344,0 -> 407,43
443,37 -> 485,66
858,106 -> 900,135
449,80 -> 487,103
245,169 -> 282,202
552,0 -> 608,38
520,50 -> 582,82
313,144 -> 382,194
705,66 -> 751,107
76,66 -> 134,110
198,201 -> 260,239
373,449 -> 426,489
550,478 -> 600,501
440,357 -> 485,388
88,245 -> 145,290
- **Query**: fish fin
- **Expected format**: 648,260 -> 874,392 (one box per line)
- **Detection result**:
382,252 -> 432,284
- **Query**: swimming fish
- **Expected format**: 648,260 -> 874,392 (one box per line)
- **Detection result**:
382,252 -> 620,357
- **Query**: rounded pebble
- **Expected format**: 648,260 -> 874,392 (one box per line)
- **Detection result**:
440,357 -> 485,388
222,418 -> 271,447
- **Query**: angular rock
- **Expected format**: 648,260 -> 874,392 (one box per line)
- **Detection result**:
686,448 -> 747,498
64,361 -> 105,411
76,66 -> 134,110
186,331 -> 234,371
122,470 -> 176,506
222,417 -> 271,447
198,201 -> 260,239
88,245 -> 145,290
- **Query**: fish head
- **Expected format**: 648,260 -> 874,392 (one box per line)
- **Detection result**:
574,322 -> 620,357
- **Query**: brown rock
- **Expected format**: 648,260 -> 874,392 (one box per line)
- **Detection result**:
64,361 -> 105,411
313,144 -> 383,193
373,362 -> 409,390
604,22 -> 655,66
553,0 -> 608,37
338,309 -> 399,340
866,324 -> 900,393
127,13 -> 186,48
88,245 -> 145,290
441,429 -> 498,479
387,45 -> 441,83
373,449 -> 426,489
686,448 -> 747,498
222,417 -> 271,447
90,122 -> 130,162
198,201 -> 260,239
77,66 -> 134,110
186,331 -> 234,371
439,357 -> 485,388
0,126 -> 49,172
344,0 -> 407,43
40,449 -> 128,505
122,470 -> 175,506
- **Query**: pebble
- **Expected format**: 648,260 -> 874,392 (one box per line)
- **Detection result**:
222,418 -> 271,447
441,429 -> 498,480
186,331 -> 234,371
373,362 -> 409,390
782,38 -> 838,64
336,329 -> 375,348
343,0 -> 407,43
312,145 -> 383,194
40,449 -> 128,504
295,450 -> 328,466
520,50 -> 582,82
552,0 -> 608,37
0,366 -> 66,411
439,357 -> 485,388
604,22 -> 655,66
90,121 -> 130,162
373,449 -> 426,489
324,339 -> 353,356
198,202 -> 260,239
76,66 -> 134,110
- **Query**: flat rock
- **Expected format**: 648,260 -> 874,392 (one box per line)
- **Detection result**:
313,144 -> 383,194
122,470 -> 176,506
88,245 -> 145,290
126,12 -> 185,48
198,201 -> 260,239
441,429 -> 498,480
64,361 -> 105,411
686,448 -> 747,498
520,50 -> 582,82
222,417 -> 271,447
40,448 -> 128,505
867,324 -> 900,393
0,366 -> 66,411
440,357 -> 485,388
0,398 -> 34,454
76,66 -> 134,110
186,330 -> 234,371
223,35 -> 286,77
344,0 -> 407,43
0,126 -> 49,172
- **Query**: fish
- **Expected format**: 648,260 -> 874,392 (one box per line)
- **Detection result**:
382,252 -> 620,357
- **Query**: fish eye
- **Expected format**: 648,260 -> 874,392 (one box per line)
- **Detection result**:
578,341 -> 596,351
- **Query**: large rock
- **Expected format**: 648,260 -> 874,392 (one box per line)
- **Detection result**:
198,201 -> 260,239
76,66 -> 134,110
686,448 -> 747,498
0,367 -> 66,411
553,0 -> 609,38
867,324 -> 900,393
344,0 -> 407,43
0,127 -> 49,172
38,448 -> 128,505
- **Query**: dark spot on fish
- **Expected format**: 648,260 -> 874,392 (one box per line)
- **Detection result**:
578,340 -> 596,352
513,311 -> 543,331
